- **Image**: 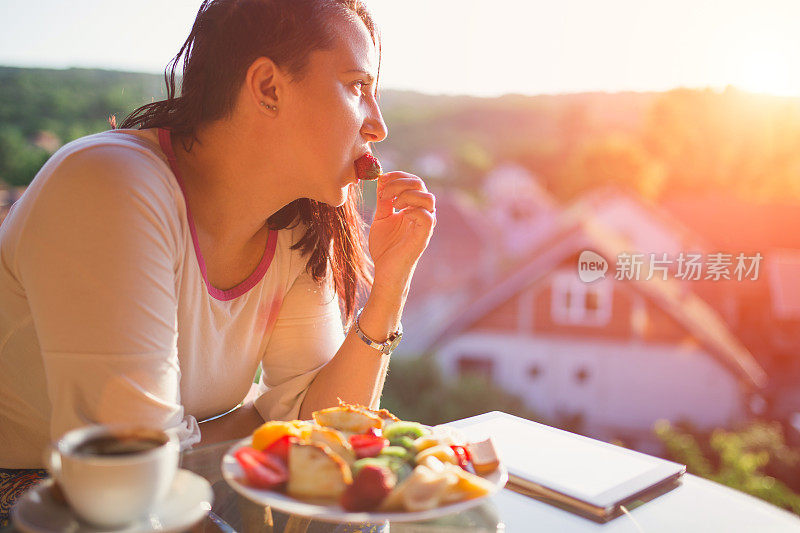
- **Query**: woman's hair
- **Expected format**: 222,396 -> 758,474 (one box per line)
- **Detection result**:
120,0 -> 379,326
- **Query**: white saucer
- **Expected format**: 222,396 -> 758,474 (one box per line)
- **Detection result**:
11,469 -> 213,533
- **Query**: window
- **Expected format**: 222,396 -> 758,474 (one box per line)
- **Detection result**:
574,367 -> 591,385
551,271 -> 612,326
528,365 -> 543,379
585,291 -> 599,311
457,356 -> 494,379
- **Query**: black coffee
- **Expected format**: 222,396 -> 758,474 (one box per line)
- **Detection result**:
74,435 -> 165,456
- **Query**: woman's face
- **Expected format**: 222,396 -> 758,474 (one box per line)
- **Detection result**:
278,15 -> 387,207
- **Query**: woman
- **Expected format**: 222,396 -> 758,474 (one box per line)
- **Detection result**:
0,0 -> 435,521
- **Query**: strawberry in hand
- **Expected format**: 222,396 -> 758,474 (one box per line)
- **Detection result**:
354,153 -> 382,181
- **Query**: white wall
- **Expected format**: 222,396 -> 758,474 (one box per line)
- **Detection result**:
436,332 -> 746,435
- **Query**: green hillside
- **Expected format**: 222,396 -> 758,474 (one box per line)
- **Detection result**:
0,65 -> 652,190
3,65 -> 800,206
0,66 -> 165,186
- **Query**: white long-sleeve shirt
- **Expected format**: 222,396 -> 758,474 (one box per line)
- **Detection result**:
0,128 -> 345,468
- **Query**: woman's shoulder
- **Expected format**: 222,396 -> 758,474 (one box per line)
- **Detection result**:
2,130 -> 185,249
22,129 -> 181,212
44,129 -> 172,184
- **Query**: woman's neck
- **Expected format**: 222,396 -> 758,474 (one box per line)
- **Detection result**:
171,119 -> 295,254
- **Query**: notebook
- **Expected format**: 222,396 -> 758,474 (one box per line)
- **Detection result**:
440,411 -> 685,522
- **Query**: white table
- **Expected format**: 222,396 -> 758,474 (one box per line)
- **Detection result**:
8,442 -> 800,532
483,474 -> 800,532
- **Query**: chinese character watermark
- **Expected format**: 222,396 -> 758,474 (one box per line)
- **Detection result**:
577,250 -> 608,283
675,253 -> 703,281
578,251 -> 763,282
615,253 -> 644,281
733,252 -> 763,281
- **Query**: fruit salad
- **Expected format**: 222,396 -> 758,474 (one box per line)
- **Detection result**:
232,401 -> 501,513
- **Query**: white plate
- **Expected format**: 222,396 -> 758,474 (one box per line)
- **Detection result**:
11,469 -> 213,533
221,435 -> 508,523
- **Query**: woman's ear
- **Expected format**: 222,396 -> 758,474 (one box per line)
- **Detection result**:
246,57 -> 281,113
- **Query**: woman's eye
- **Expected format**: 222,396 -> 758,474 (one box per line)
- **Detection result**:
351,80 -> 371,95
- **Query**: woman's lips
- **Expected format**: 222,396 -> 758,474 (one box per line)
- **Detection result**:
354,153 -> 382,181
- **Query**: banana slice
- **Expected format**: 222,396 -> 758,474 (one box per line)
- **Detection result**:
310,427 -> 356,465
413,434 -> 454,453
440,463 -> 495,504
415,445 -> 460,466
378,465 -> 457,512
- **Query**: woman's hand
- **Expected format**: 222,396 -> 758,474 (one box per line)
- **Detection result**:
368,171 -> 436,286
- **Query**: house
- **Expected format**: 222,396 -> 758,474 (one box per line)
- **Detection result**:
398,167 -> 560,356
411,194 -> 767,445
480,164 -> 560,258
398,190 -> 502,355
570,186 -> 705,259
661,194 -> 800,419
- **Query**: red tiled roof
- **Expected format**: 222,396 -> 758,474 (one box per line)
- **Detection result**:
425,206 -> 768,389
662,195 -> 800,252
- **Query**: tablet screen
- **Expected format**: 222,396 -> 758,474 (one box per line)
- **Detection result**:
448,413 -> 676,501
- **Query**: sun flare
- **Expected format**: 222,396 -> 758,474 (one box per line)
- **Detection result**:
729,34 -> 800,97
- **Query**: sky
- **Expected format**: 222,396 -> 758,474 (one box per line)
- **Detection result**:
2,0 -> 800,97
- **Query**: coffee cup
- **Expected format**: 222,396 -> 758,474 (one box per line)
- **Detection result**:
45,425 -> 179,527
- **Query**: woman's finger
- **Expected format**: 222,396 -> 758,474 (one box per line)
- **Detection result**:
377,171 -> 425,189
378,174 -> 428,200
379,178 -> 427,200
374,172 -> 428,221
373,182 -> 401,220
401,206 -> 436,229
392,190 -> 435,213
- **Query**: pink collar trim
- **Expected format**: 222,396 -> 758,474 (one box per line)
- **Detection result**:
157,128 -> 277,301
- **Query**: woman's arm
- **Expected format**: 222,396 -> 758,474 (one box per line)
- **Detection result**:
195,276 -> 405,444
197,402 -> 265,446
251,170 -> 433,423
18,145 -> 201,451
299,170 -> 435,418
297,273 -> 407,418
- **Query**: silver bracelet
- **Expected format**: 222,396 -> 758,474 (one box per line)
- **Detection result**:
353,307 -> 403,356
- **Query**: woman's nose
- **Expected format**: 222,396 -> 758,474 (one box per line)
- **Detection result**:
362,103 -> 388,143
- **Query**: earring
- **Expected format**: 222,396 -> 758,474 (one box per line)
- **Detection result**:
259,101 -> 277,111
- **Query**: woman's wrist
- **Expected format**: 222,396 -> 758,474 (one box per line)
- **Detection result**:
357,275 -> 409,343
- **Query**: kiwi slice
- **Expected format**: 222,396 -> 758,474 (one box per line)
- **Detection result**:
383,422 -> 429,448
352,456 -> 412,482
379,445 -> 413,462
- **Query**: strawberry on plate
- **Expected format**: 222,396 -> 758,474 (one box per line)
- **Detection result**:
233,447 -> 288,490
349,433 -> 389,459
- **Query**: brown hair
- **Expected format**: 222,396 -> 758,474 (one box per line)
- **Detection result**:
121,0 -> 379,325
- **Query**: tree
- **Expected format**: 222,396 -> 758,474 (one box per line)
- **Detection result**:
643,87 -> 800,203
655,420 -> 800,515
0,67 -> 165,187
557,134 -> 666,201
0,126 -> 49,187
381,354 -> 541,427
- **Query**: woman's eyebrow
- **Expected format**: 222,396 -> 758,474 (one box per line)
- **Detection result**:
344,69 -> 375,83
